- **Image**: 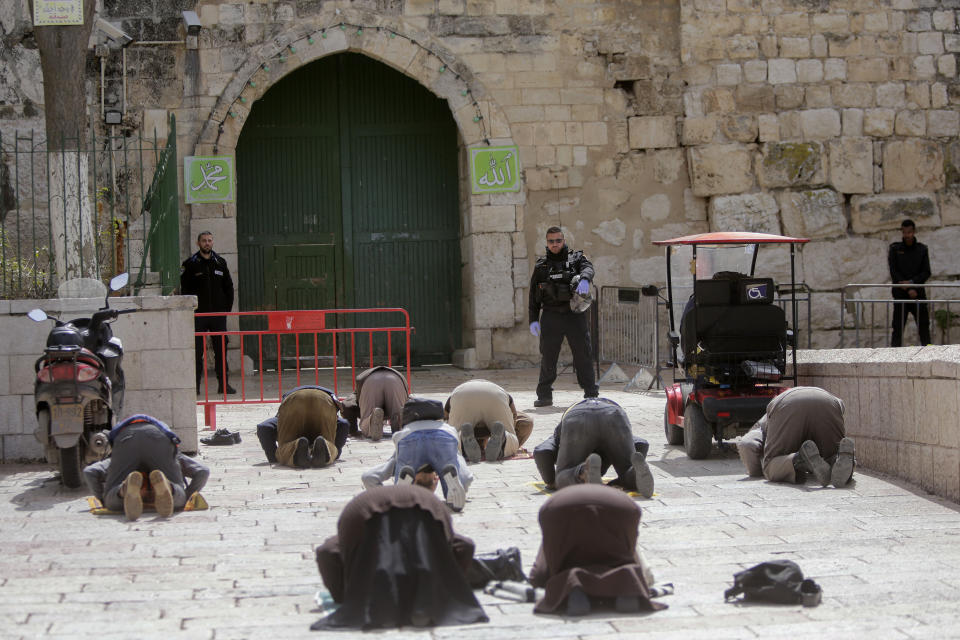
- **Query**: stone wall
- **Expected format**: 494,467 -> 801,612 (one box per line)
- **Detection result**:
0,295 -> 198,462
681,0 -> 960,348
797,346 -> 960,504
3,1 -> 960,365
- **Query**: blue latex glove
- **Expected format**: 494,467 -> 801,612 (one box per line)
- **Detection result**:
530,321 -> 541,337
576,279 -> 590,295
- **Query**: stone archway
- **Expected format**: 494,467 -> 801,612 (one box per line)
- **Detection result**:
190,10 -> 523,367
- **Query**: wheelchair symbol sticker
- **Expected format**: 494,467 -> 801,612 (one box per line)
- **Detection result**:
747,284 -> 767,300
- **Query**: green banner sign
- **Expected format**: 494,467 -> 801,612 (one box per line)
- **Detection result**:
184,156 -> 234,204
470,145 -> 520,194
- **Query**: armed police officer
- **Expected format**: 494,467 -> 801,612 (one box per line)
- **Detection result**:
528,226 -> 599,407
181,231 -> 236,394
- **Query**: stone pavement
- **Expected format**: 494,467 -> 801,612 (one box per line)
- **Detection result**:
3,366 -> 960,639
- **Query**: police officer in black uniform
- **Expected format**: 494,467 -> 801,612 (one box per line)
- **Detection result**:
528,226 -> 598,407
888,218 -> 932,347
181,231 -> 236,393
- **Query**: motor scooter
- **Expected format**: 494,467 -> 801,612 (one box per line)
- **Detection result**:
28,273 -> 135,487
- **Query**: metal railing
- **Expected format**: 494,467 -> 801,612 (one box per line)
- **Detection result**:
196,307 -> 413,429
0,115 -> 179,298
840,282 -> 960,347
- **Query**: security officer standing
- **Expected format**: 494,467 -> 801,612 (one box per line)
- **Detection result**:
528,226 -> 598,407
888,218 -> 932,347
181,231 -> 235,393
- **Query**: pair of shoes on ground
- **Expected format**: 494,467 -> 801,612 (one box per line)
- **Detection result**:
459,422 -> 505,463
200,428 -> 241,446
796,438 -> 856,488
121,470 -> 174,521
292,435 -> 332,469
398,463 -> 466,511
367,407 -> 384,441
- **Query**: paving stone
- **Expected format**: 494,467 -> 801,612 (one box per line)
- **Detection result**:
3,368 -> 960,637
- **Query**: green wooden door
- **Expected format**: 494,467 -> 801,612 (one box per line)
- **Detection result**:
340,54 -> 461,364
236,53 -> 461,365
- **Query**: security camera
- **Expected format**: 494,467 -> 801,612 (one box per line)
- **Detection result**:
96,18 -> 134,46
182,11 -> 202,36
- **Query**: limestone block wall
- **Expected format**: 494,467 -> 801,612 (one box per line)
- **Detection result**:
797,346 -> 960,503
5,1 -> 960,364
680,1 -> 960,348
0,295 -> 198,462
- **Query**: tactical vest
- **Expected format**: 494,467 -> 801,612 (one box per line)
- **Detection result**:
535,250 -> 582,305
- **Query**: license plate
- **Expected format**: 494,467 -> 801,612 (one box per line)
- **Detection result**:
51,404 -> 83,435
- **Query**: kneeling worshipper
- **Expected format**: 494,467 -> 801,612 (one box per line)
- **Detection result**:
311,484 -> 488,630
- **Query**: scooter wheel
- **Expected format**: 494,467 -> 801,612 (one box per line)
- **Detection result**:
59,444 -> 84,488
683,403 -> 713,460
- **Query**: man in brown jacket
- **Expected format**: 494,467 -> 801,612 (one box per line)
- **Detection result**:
737,386 -> 855,487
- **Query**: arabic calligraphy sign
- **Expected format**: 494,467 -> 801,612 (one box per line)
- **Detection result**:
33,0 -> 84,26
184,156 -> 235,204
470,145 -> 520,194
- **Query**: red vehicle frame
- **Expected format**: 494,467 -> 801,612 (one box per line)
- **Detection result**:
653,232 -> 808,459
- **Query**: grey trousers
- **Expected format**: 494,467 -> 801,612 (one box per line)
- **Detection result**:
554,398 -> 640,490
102,423 -> 187,511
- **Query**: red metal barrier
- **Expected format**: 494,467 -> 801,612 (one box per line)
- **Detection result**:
195,308 -> 413,429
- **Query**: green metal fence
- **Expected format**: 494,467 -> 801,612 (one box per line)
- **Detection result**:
0,114 -> 180,298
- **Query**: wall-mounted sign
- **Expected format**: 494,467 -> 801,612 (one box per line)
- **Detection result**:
184,156 -> 235,204
470,145 -> 520,193
33,0 -> 84,26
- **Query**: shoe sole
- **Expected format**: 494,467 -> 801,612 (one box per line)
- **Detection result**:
312,436 -> 331,467
615,595 -> 641,613
123,472 -> 143,521
369,408 -> 384,441
799,440 -> 831,487
398,466 -> 415,485
443,469 -> 466,511
150,469 -> 174,517
484,422 -> 505,462
566,587 -> 591,616
632,451 -> 655,499
584,453 -> 602,484
460,423 -> 481,463
831,437 -> 856,487
293,437 -> 311,468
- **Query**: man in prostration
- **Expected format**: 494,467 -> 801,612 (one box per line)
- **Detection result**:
532,397 -> 654,498
737,386 -> 856,487
255,385 -> 349,468
444,379 -> 533,462
312,484 -> 487,629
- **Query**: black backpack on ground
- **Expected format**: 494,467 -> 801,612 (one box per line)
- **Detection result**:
724,560 -> 822,607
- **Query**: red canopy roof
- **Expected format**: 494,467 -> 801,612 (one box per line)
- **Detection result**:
652,231 -> 809,246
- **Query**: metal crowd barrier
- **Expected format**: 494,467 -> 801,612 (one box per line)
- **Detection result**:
840,283 -> 960,347
195,307 -> 413,429
598,286 -> 660,386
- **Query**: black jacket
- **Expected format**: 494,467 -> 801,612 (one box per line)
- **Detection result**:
888,240 -> 930,299
180,251 -> 234,313
528,245 -> 594,322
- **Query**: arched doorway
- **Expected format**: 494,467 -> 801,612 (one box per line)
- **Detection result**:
236,53 -> 462,364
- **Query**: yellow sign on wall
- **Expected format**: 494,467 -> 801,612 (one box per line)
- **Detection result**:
33,0 -> 84,26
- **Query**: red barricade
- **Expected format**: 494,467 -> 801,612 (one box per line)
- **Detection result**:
194,308 -> 413,429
